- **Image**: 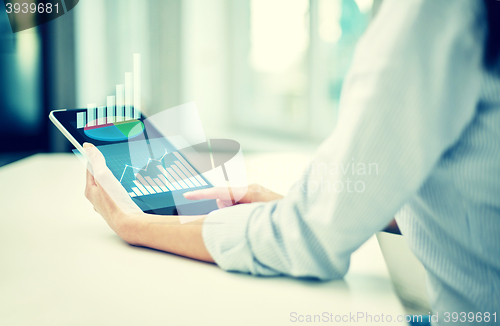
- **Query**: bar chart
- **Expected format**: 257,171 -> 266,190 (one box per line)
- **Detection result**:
127,151 -> 207,198
112,149 -> 208,198
76,53 -> 143,140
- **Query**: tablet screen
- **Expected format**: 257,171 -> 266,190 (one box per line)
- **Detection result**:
52,109 -> 218,215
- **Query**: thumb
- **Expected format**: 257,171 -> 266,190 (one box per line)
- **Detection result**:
83,143 -> 142,215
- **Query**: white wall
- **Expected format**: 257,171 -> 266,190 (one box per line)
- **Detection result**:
181,0 -> 230,139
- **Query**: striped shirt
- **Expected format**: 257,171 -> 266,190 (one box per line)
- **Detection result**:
203,0 -> 500,322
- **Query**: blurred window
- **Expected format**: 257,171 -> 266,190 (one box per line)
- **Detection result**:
230,0 -> 373,139
0,12 -> 44,152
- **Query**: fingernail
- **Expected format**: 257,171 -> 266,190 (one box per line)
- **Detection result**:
83,143 -> 94,148
183,192 -> 193,197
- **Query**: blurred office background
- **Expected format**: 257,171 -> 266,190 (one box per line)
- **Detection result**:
0,0 -> 380,166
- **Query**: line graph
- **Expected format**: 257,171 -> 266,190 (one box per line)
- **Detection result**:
118,149 -> 169,183
95,139 -> 211,213
109,146 -> 208,198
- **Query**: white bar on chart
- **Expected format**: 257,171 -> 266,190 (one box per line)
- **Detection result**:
107,96 -> 115,123
173,152 -> 208,185
166,167 -> 189,189
174,161 -> 201,187
136,174 -> 156,194
161,168 -> 183,190
145,176 -> 162,193
87,103 -> 97,127
133,54 -> 141,119
129,192 -> 136,197
98,106 -> 106,125
157,166 -> 182,190
116,85 -> 125,122
125,72 -> 133,120
132,187 -> 143,197
77,112 -> 86,129
171,165 -> 195,188
133,180 -> 149,195
152,178 -> 169,192
157,174 -> 176,191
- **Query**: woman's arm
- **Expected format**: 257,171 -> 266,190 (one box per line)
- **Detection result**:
83,144 -> 282,262
121,213 -> 213,263
194,0 -> 486,279
84,143 -> 213,262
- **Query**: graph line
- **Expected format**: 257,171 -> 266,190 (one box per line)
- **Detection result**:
118,149 -> 169,183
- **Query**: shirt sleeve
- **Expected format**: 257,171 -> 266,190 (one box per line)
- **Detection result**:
202,0 -> 486,280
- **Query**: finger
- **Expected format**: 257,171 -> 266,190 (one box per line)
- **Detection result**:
216,198 -> 234,209
86,162 -> 96,187
84,144 -> 97,187
216,199 -> 223,209
183,187 -> 232,201
84,142 -> 107,173
83,143 -> 142,215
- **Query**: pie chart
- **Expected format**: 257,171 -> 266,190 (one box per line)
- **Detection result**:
84,119 -> 145,141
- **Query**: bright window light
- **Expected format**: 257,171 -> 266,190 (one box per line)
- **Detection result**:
354,0 -> 373,13
250,0 -> 309,73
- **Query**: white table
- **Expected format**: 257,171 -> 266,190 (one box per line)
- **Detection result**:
0,154 -> 406,325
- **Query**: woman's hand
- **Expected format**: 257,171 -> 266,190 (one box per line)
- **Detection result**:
183,183 -> 283,208
83,143 -> 214,262
83,143 -> 141,243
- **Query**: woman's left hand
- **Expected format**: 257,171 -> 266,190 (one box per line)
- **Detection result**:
83,143 -> 141,242
82,143 -> 213,262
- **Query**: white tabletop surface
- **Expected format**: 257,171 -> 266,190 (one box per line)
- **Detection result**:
0,153 -> 406,326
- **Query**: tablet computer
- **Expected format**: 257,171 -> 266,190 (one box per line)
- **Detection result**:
50,108 -> 218,216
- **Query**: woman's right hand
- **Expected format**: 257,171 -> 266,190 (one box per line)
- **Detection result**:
183,183 -> 283,209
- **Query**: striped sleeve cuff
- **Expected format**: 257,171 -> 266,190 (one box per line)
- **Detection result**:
202,203 -> 278,275
202,203 -> 261,273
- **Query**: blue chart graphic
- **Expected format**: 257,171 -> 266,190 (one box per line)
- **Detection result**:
84,119 -> 145,142
97,139 -> 211,211
119,150 -> 208,197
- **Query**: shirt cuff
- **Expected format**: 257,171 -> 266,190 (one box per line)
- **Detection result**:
202,202 -> 277,275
